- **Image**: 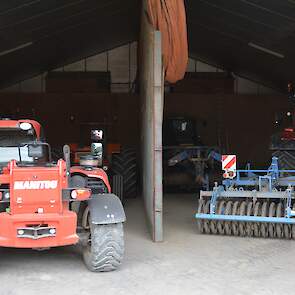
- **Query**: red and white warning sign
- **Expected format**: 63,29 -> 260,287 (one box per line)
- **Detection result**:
222,155 -> 237,179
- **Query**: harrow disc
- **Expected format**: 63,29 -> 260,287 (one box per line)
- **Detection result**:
253,202 -> 261,237
197,199 -> 205,233
210,201 -> 219,234
203,200 -> 211,234
276,203 -> 283,238
284,223 -> 291,240
232,201 -> 240,236
292,224 -> 295,239
268,202 -> 276,238
238,201 -> 247,237
246,202 -> 254,237
260,201 -> 268,238
216,201 -> 226,234
196,198 -> 293,240
224,201 -> 233,235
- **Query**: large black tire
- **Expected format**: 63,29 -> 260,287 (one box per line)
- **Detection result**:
272,150 -> 295,171
112,148 -> 137,199
83,222 -> 124,272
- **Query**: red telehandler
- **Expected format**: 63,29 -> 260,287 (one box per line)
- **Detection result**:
0,119 -> 125,272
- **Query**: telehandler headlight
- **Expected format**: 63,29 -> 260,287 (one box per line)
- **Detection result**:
71,189 -> 91,201
18,229 -> 24,235
19,122 -> 32,130
4,192 -> 10,200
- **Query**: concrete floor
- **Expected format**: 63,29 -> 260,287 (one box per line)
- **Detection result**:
1,194 -> 295,295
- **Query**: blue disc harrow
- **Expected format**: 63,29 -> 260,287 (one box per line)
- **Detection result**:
195,157 -> 295,238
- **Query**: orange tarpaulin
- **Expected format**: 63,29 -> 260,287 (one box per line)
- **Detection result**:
147,0 -> 188,83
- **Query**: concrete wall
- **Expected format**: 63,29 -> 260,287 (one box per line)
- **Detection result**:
139,6 -> 164,242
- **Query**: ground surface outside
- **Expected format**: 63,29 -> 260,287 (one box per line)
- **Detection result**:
0,194 -> 293,295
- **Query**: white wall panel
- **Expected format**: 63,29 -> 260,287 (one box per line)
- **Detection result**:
109,44 -> 129,83
86,53 -> 108,71
130,42 -> 138,83
63,60 -> 85,71
20,75 -> 42,92
1,41 -> 279,96
197,61 -> 217,72
236,77 -> 259,94
187,58 -> 196,72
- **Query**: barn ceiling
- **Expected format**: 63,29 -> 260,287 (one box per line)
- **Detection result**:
186,0 -> 295,91
0,0 -> 140,88
0,0 -> 294,91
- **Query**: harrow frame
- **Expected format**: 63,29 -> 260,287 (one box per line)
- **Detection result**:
195,157 -> 295,229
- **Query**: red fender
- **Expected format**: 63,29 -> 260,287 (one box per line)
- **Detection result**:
70,166 -> 111,193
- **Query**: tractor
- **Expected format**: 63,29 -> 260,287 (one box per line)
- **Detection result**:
0,119 -> 125,272
163,117 -> 220,192
270,82 -> 295,170
69,122 -> 137,202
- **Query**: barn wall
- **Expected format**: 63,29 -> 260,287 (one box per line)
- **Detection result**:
0,93 -> 140,148
164,94 -> 288,167
0,92 -> 287,168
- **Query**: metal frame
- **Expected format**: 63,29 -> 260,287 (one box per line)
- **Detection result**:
196,157 -> 295,224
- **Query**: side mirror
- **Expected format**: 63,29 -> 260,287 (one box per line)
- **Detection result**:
28,144 -> 45,158
91,142 -> 103,166
91,129 -> 103,142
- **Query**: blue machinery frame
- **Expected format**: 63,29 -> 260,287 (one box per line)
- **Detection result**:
195,157 -> 295,224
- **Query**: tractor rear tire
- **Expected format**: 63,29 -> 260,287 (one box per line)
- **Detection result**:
272,150 -> 295,171
112,148 -> 137,199
83,222 -> 124,272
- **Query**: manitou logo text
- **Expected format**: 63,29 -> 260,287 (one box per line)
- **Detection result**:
14,180 -> 58,190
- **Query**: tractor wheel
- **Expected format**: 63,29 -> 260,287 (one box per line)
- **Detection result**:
112,148 -> 137,200
83,222 -> 124,272
272,150 -> 295,172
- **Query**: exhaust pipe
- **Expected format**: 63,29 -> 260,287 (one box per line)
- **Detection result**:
63,145 -> 71,184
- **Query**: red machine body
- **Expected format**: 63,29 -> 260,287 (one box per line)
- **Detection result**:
71,166 -> 111,193
0,159 -> 80,248
0,119 -> 42,140
280,127 -> 295,141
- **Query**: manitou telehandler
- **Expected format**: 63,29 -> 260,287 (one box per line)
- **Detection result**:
0,119 -> 125,272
